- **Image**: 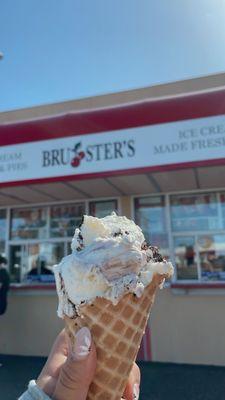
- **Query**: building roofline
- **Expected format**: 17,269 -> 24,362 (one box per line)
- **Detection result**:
1,72 -> 225,124
1,85 -> 225,147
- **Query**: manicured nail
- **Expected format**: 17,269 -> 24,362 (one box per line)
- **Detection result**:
71,327 -> 91,360
133,383 -> 139,399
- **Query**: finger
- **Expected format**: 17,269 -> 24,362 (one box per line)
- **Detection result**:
123,362 -> 141,400
39,329 -> 68,380
37,330 -> 69,396
53,327 -> 97,400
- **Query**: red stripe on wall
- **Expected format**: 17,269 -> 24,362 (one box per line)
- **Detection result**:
137,324 -> 152,361
145,325 -> 152,361
143,334 -> 147,361
137,339 -> 145,361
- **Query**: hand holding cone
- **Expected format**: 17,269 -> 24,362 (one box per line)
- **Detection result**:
65,273 -> 167,400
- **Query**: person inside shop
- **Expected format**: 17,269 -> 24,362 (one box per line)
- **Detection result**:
185,245 -> 195,267
27,255 -> 53,277
19,327 -> 141,400
0,255 -> 10,316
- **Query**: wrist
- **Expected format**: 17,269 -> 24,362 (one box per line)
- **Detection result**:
24,380 -> 52,400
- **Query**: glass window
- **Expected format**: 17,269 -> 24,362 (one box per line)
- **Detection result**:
50,203 -> 85,237
174,236 -> 198,280
220,193 -> 225,229
26,243 -> 64,282
9,242 -> 65,283
171,193 -> 219,232
134,196 -> 169,258
11,207 -> 48,240
9,245 -> 24,283
0,241 -> 5,255
89,200 -> 118,218
0,209 -> 6,255
197,235 -> 225,281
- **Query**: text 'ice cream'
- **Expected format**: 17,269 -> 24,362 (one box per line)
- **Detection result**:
54,212 -> 174,318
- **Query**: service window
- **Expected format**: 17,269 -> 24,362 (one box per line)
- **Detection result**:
9,242 -> 65,283
25,242 -> 64,282
174,236 -> 198,280
198,234 -> 225,281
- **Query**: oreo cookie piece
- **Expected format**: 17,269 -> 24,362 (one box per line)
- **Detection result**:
141,242 -> 165,262
149,246 -> 164,262
76,231 -> 84,251
141,241 -> 148,250
113,228 -> 123,237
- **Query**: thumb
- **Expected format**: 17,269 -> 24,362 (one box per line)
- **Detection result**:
53,327 -> 96,400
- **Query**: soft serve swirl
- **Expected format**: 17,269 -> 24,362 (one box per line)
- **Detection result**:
54,213 -> 174,318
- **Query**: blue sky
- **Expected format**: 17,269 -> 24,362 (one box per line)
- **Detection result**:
1,0 -> 225,111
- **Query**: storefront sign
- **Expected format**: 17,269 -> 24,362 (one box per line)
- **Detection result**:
0,114 -> 225,184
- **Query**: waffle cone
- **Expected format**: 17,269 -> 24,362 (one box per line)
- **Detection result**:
64,273 -> 166,400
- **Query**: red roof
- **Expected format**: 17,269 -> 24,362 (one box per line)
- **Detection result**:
1,88 -> 225,146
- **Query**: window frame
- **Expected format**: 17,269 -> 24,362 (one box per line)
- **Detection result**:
0,208 -> 7,256
89,199 -> 118,217
10,206 -> 49,241
0,196 -> 121,285
132,189 -> 225,284
49,203 -> 86,238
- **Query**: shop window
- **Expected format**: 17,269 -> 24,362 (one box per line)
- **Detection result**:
89,199 -> 118,218
134,196 -> 169,258
0,241 -> 5,255
174,234 -> 225,282
11,207 -> 47,240
26,243 -> 64,282
220,193 -> 225,229
9,242 -> 65,283
0,209 -> 6,255
198,235 -> 225,281
171,193 -> 219,232
174,236 -> 198,280
50,203 -> 85,238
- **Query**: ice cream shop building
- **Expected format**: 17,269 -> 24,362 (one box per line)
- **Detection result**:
1,72 -> 225,366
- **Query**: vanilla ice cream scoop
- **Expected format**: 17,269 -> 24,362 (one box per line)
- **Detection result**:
54,212 -> 174,318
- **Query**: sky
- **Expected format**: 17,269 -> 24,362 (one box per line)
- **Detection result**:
1,0 -> 225,112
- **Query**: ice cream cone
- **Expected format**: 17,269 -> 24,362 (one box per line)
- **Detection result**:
64,272 -> 167,400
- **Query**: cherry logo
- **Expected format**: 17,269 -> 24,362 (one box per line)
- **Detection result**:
71,142 -> 85,168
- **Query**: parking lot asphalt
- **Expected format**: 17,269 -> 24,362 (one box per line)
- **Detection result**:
1,355 -> 225,400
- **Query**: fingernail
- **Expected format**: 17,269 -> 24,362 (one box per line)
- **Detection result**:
133,383 -> 139,399
71,327 -> 91,360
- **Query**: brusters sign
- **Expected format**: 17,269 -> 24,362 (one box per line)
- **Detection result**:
0,114 -> 225,185
42,140 -> 135,168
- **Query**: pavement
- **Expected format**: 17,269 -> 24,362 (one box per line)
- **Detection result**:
1,355 -> 225,400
